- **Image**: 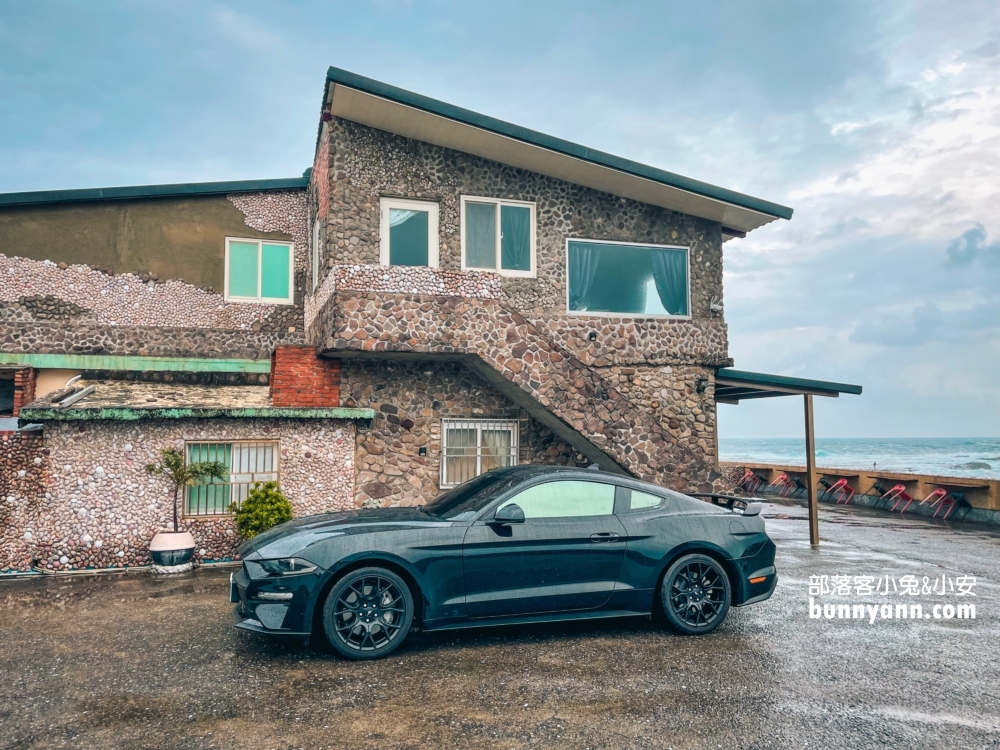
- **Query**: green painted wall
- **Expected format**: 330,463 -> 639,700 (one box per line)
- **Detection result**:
0,195 -> 292,289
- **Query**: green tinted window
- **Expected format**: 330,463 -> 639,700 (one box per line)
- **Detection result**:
465,201 -> 496,269
498,480 -> 615,519
186,443 -> 232,515
629,489 -> 663,511
261,243 -> 291,300
228,241 -> 259,298
568,241 -> 688,316
500,204 -> 531,271
389,208 -> 430,266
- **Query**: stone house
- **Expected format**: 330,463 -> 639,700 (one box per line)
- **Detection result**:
0,66 -> 854,573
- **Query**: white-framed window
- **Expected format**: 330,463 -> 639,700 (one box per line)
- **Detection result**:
311,219 -> 321,291
566,238 -> 690,319
440,419 -> 519,486
379,197 -> 440,268
224,237 -> 294,304
460,196 -> 535,277
185,441 -> 280,516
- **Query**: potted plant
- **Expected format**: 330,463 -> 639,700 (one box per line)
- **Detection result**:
146,447 -> 228,569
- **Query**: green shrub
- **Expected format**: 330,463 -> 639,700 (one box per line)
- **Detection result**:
231,482 -> 293,539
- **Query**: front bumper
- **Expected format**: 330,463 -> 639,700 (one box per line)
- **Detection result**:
230,565 -> 318,636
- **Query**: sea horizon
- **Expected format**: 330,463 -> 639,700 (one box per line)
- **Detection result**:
719,436 -> 1000,480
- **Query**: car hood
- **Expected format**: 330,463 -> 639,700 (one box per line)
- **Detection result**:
239,507 -> 452,560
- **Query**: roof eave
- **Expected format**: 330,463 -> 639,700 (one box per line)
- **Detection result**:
323,66 -> 792,233
0,174 -> 311,208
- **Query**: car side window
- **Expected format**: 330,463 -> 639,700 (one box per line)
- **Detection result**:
497,480 -> 616,519
629,489 -> 664,511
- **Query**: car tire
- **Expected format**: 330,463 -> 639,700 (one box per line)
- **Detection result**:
322,567 -> 414,660
659,553 -> 731,635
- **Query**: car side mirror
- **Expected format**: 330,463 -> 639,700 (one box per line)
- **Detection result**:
492,503 -> 525,525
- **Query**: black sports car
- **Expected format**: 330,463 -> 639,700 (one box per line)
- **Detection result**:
231,465 -> 777,660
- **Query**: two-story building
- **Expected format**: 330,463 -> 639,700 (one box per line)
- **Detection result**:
0,67 -> 857,573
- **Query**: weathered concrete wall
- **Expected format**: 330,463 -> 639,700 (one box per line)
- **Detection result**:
0,190 -> 310,361
0,194 -> 294,290
342,359 -> 589,508
315,118 -> 728,366
0,419 -> 356,573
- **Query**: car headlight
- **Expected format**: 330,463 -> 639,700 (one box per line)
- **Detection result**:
246,558 -> 318,579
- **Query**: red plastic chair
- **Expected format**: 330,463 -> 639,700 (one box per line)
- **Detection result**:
932,491 -> 965,520
768,473 -> 797,497
827,478 -> 855,504
881,484 -> 915,513
917,488 -> 947,511
738,470 -> 767,495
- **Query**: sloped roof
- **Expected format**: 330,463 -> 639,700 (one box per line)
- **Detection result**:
322,66 -> 792,235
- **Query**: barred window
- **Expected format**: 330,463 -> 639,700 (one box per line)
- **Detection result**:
185,441 -> 279,516
441,419 -> 519,487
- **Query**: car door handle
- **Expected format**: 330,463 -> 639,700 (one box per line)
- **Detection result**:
590,532 -> 621,542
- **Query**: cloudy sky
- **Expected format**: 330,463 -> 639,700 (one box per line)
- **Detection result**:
2,0 -> 998,439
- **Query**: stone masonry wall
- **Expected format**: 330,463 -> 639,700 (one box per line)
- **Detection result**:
5,321 -> 304,360
597,365 -> 719,470
317,117 -> 727,366
0,418 -> 356,573
341,359 -> 590,508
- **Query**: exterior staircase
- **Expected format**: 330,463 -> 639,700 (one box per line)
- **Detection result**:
307,266 -> 717,492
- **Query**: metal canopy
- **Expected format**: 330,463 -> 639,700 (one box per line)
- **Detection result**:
715,367 -> 862,548
715,368 -> 862,404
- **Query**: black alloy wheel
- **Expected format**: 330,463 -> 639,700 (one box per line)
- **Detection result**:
322,567 -> 414,660
659,553 -> 731,635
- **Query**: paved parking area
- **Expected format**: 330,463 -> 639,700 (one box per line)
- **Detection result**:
1,502 -> 998,749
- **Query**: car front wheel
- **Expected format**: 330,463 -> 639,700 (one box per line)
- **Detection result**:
659,553 -> 731,635
322,567 -> 414,660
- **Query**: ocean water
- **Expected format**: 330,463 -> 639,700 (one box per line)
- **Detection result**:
719,437 -> 1000,480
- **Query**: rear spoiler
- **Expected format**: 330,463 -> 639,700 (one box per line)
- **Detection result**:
688,493 -> 762,517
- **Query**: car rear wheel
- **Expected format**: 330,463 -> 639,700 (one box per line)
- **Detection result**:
659,554 -> 731,635
322,567 -> 414,660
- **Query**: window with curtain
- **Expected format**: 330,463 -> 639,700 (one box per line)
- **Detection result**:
185,441 -> 279,516
225,238 -> 293,304
379,197 -> 439,267
461,196 -> 535,276
440,419 -> 519,486
567,240 -> 689,317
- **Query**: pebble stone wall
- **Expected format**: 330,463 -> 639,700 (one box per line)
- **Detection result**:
0,418 -> 356,573
1,430 -> 47,572
342,359 -> 591,508
597,365 -> 719,466
317,117 -> 726,352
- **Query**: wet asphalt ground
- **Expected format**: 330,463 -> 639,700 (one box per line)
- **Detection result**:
1,501 -> 998,750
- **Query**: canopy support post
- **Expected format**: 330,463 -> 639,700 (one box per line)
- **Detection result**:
804,394 -> 819,545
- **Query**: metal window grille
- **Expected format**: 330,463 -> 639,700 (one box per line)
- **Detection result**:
185,441 -> 279,516
440,419 -> 519,487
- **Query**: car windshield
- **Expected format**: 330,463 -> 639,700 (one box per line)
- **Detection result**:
421,472 -> 528,520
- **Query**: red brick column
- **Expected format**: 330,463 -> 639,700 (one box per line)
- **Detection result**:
269,347 -> 340,407
12,368 -> 36,416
